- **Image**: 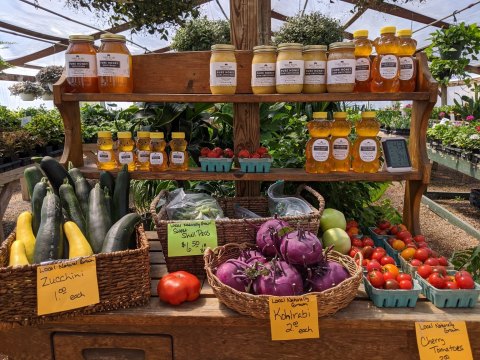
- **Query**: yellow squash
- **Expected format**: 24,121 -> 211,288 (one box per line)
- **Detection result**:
16,211 -> 36,263
64,221 -> 94,258
9,241 -> 29,266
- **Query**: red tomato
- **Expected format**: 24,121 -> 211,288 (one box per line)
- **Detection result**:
445,281 -> 459,290
431,266 -> 447,276
362,259 -> 370,267
414,248 -> 430,262
417,264 -> 433,279
371,249 -> 386,262
351,238 -> 363,248
380,256 -> 396,266
437,256 -> 448,266
366,259 -> 382,272
346,220 -> 359,230
428,273 -> 446,289
399,280 -> 413,290
455,270 -> 473,282
200,147 -> 210,157
397,273 -> 412,282
417,242 -> 429,249
378,220 -> 391,230
456,275 -> 475,289
349,247 -> 361,258
384,279 -> 400,290
368,270 -> 385,289
397,231 -> 412,241
424,257 -> 439,266
361,246 -> 374,260
362,237 -> 375,247
410,259 -> 423,267
382,271 -> 396,281
389,225 -> 400,235
157,271 -> 201,305
413,234 -> 426,243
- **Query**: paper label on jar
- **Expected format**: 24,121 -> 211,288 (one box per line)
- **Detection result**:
252,63 -> 276,87
150,152 -> 164,165
137,150 -> 150,163
276,60 -> 304,85
97,151 -> 111,163
327,59 -> 355,85
359,139 -> 377,162
171,151 -> 185,165
97,53 -> 130,77
399,57 -> 414,81
210,62 -> 237,87
355,58 -> 370,82
379,55 -> 399,80
312,139 -> 330,162
304,60 -> 326,85
66,54 -> 96,77
119,151 -> 134,164
332,138 -> 350,160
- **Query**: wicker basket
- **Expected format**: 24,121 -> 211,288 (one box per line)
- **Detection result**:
0,224 -> 151,325
150,185 -> 325,277
204,243 -> 363,319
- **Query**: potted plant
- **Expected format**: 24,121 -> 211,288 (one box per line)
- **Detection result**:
41,84 -> 54,101
8,81 -> 44,101
36,65 -> 64,91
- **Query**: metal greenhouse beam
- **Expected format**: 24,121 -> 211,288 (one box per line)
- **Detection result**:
0,21 -> 67,42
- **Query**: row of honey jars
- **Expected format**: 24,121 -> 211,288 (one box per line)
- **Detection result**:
65,34 -> 133,93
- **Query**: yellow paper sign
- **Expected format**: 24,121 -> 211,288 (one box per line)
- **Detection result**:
37,256 -> 99,316
268,295 -> 319,341
415,321 -> 474,360
167,220 -> 218,257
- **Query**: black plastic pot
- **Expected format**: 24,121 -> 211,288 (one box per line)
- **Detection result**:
392,129 -> 410,136
469,189 -> 480,209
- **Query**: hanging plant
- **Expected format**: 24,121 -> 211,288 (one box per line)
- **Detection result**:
36,65 -> 64,88
8,81 -> 44,101
171,17 -> 230,52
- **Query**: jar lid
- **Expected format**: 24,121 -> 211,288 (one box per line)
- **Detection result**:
397,29 -> 412,37
303,45 -> 327,52
253,45 -> 277,52
150,132 -> 164,139
277,43 -> 303,50
97,131 -> 111,138
353,30 -> 368,38
137,131 -> 150,138
333,112 -> 348,118
362,111 -> 376,118
69,35 -> 94,42
117,131 -> 132,139
313,112 -> 328,119
380,26 -> 396,35
171,132 -> 185,139
100,33 -> 126,41
211,44 -> 235,51
329,41 -> 355,50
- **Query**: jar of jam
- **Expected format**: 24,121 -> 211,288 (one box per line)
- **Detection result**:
327,42 -> 356,93
303,45 -> 327,93
210,44 -> 237,95
97,34 -> 133,93
65,35 -> 98,93
251,45 -> 276,94
276,43 -> 304,94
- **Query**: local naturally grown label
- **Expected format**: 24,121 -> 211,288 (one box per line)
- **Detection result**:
167,220 -> 218,257
269,295 -> 319,341
37,256 -> 99,315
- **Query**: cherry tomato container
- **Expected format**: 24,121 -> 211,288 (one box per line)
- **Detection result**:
238,158 -> 273,173
398,255 -> 454,277
368,227 -> 394,247
381,238 -> 401,264
199,158 -> 233,172
363,274 -> 422,308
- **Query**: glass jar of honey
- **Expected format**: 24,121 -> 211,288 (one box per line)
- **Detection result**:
117,131 -> 135,171
352,111 -> 381,173
327,42 -> 356,93
303,45 -> 327,94
397,29 -> 417,92
251,45 -> 276,94
353,30 -> 372,92
276,43 -> 304,94
97,34 -> 133,93
135,131 -> 150,171
96,131 -> 117,171
305,112 -> 332,174
65,35 -> 98,93
371,26 -> 400,93
210,44 -> 237,95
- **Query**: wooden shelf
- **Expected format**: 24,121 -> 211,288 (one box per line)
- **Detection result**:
62,91 -> 431,103
80,165 -> 421,182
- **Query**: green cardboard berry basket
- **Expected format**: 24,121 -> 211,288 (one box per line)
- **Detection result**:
363,275 -> 422,308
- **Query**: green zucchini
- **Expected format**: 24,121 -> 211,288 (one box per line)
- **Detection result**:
31,178 -> 49,236
104,186 -> 113,222
34,191 -> 64,262
99,171 -> 115,197
101,213 -> 140,253
59,180 -> 87,236
88,184 -> 112,253
68,161 -> 91,217
112,165 -> 130,222
40,156 -> 74,194
24,166 -> 44,199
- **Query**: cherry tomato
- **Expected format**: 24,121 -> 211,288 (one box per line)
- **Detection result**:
368,270 -> 385,289
362,237 -> 375,247
351,238 -> 363,248
366,260 -> 382,273
371,249 -> 386,262
424,257 -> 439,266
399,279 -> 413,290
431,266 -> 447,276
384,279 -> 400,290
455,270 -> 473,283
413,234 -> 426,243
437,256 -> 448,266
414,248 -> 430,262
349,247 -> 361,258
445,281 -> 459,290
382,264 -> 400,279
428,273 -> 446,289
456,275 -> 475,289
417,264 -> 433,279
383,271 -> 396,281
380,256 -> 396,266
410,259 -> 423,267
361,246 -> 374,260
396,273 -> 412,282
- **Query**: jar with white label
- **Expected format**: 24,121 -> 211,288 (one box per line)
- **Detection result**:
96,131 -> 117,170
65,35 -> 98,93
117,131 -> 135,171
150,132 -> 168,171
331,112 -> 352,172
210,44 -> 237,95
303,45 -> 327,93
251,45 -> 277,94
397,29 -> 417,92
371,26 -> 400,93
135,131 -> 150,171
169,132 -> 189,171
97,34 -> 133,93
276,43 -> 304,94
305,112 -> 332,174
327,42 -> 356,93
353,30 -> 372,93
352,111 -> 381,173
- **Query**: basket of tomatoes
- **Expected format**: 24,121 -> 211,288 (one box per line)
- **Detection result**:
199,147 -> 234,172
237,146 -> 273,173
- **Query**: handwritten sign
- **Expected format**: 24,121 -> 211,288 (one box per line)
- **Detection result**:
415,321 -> 473,360
268,295 -> 319,341
37,257 -> 99,315
167,220 -> 218,257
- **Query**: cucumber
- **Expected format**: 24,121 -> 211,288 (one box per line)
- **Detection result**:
101,213 -> 140,253
112,165 -> 130,222
24,166 -> 44,199
99,171 -> 115,197
68,161 -> 91,218
104,187 -> 113,222
88,184 -> 112,253
40,156 -> 74,194
59,180 -> 87,236
34,191 -> 64,262
31,178 -> 49,236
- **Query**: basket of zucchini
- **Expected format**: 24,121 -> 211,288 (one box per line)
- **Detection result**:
0,157 -> 150,324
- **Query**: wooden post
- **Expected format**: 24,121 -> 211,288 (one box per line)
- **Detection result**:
440,83 -> 447,106
230,0 -> 270,196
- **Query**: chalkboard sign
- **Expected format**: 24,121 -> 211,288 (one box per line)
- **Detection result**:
381,137 -> 412,172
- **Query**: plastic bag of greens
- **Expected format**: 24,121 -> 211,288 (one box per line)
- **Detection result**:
166,188 -> 225,220
267,181 -> 312,216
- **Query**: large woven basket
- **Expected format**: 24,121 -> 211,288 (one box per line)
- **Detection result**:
150,185 -> 325,277
0,224 -> 151,325
204,243 -> 363,319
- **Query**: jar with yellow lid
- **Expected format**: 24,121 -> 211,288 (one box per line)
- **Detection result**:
169,132 -> 189,171
305,112 -> 332,174
303,45 -> 327,93
65,35 -> 98,93
353,30 -> 372,92
371,26 -> 400,93
352,111 -> 381,173
96,131 -> 117,170
251,45 -> 276,94
117,131 -> 135,171
331,112 -> 352,172
150,132 -> 168,172
135,131 -> 150,171
210,44 -> 237,95
276,43 -> 304,94
327,42 -> 356,93
397,29 -> 417,92
97,34 -> 133,93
